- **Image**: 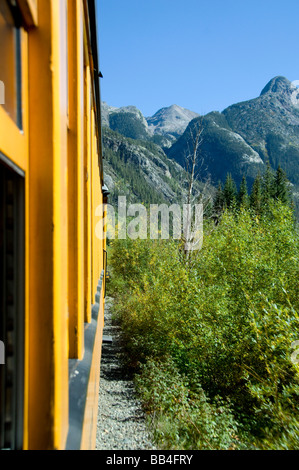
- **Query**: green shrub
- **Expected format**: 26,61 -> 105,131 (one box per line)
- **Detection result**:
135,357 -> 240,450
108,201 -> 299,449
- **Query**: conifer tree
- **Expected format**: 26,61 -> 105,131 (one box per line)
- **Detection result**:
250,173 -> 262,214
262,160 -> 275,207
238,175 -> 249,208
223,173 -> 237,209
214,181 -> 225,214
274,165 -> 290,205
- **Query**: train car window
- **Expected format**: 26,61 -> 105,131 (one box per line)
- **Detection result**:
0,2 -> 23,129
0,159 -> 25,450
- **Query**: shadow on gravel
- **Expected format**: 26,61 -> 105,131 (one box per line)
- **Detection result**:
96,297 -> 157,450
100,318 -> 135,382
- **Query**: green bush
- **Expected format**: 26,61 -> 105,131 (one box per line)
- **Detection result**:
108,201 -> 299,449
135,357 -> 240,450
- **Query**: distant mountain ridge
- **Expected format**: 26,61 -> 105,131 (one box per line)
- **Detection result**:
167,77 -> 299,191
101,76 -> 299,213
101,102 -> 199,147
146,104 -> 199,140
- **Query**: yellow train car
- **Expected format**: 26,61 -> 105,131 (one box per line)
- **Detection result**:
0,0 -> 107,450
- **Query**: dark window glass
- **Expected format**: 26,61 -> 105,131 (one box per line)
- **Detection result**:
0,158 -> 25,450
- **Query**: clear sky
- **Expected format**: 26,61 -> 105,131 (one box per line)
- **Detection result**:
97,0 -> 299,118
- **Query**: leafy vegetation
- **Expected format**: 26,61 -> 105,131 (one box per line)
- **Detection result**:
108,196 -> 299,449
104,90 -> 299,449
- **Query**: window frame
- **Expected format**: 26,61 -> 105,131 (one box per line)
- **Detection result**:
0,3 -> 29,173
16,0 -> 38,29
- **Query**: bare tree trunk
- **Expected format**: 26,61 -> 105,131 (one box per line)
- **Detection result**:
186,122 -> 203,207
184,120 -> 203,259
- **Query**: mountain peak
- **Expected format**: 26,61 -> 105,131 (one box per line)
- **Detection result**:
146,105 -> 199,138
260,76 -> 293,96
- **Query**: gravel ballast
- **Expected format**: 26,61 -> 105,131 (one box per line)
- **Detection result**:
96,297 -> 157,451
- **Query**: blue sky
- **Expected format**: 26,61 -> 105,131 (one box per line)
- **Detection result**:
97,0 -> 299,117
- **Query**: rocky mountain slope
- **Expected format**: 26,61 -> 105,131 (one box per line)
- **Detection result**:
167,111 -> 264,187
101,76 -> 299,212
167,77 -> 299,191
223,76 -> 299,185
146,104 -> 199,143
102,127 -> 204,207
102,102 -> 199,148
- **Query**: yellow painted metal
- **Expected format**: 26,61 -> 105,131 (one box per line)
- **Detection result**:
52,0 -> 70,449
67,0 -> 85,360
21,27 -> 29,452
84,64 -> 92,324
0,110 -> 27,171
91,115 -> 102,299
27,0 -> 55,449
90,109 -> 95,300
27,0 -> 69,449
1,0 -> 106,450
